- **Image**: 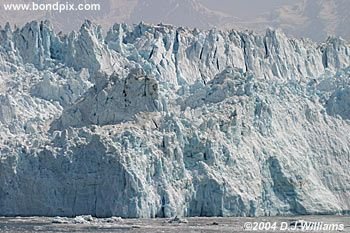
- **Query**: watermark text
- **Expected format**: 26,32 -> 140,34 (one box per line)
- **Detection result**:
2,1 -> 101,13
243,220 -> 344,231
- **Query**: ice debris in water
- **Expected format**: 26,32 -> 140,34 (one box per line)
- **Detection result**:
167,216 -> 188,224
52,215 -> 123,224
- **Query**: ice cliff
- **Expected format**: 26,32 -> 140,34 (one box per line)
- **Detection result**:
0,20 -> 349,218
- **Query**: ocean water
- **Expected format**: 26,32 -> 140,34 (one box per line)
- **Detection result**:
0,215 -> 349,233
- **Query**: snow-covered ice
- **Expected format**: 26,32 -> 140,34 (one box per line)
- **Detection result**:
0,20 -> 349,218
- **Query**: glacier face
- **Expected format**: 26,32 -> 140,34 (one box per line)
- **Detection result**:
0,20 -> 349,218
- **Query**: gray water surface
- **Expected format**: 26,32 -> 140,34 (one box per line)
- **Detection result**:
0,215 -> 349,233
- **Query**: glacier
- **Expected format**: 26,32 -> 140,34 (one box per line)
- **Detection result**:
0,20 -> 349,218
